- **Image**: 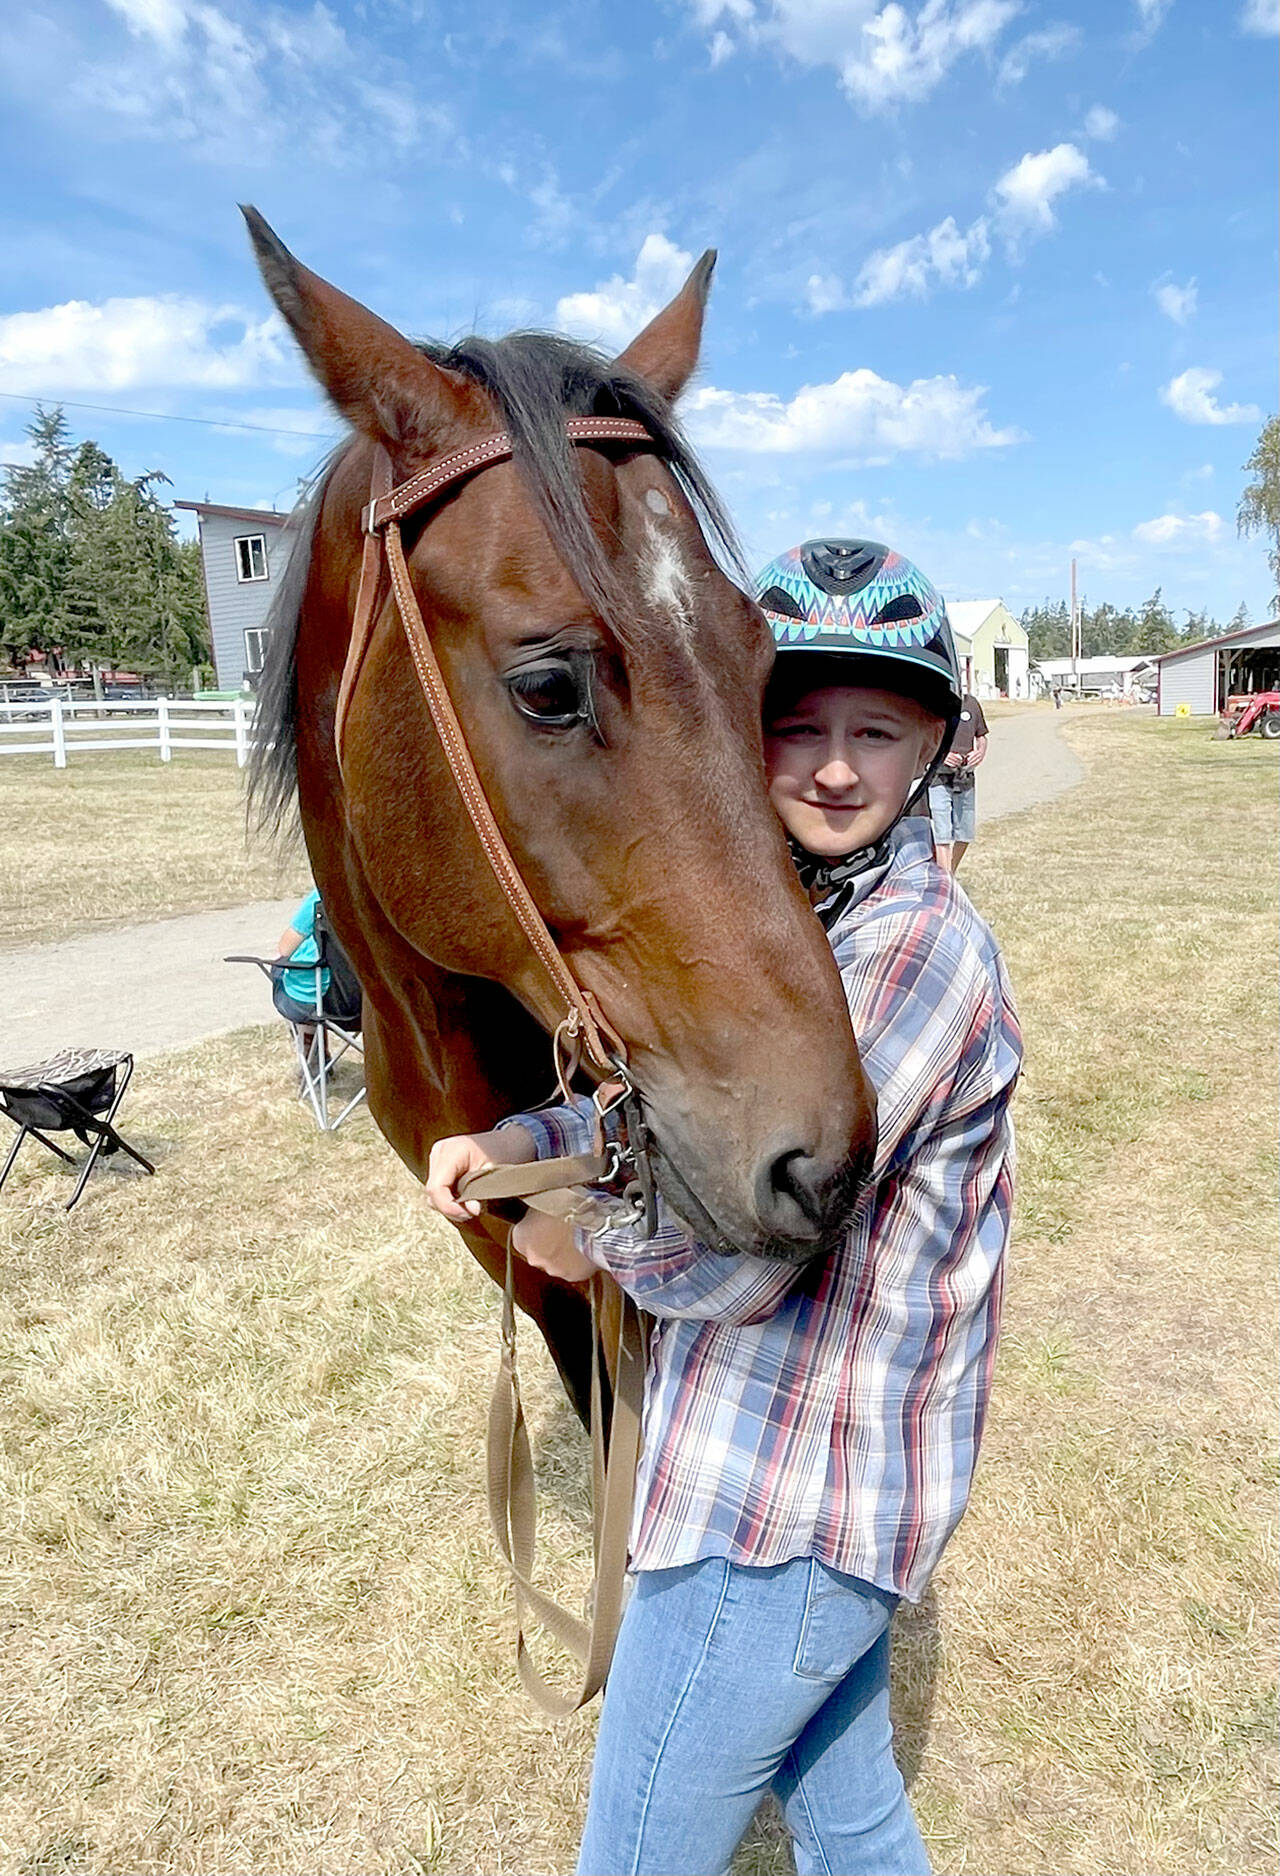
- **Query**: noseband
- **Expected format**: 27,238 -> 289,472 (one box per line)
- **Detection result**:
336,416 -> 656,1079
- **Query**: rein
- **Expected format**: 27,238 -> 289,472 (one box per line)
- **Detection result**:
339,418 -> 658,1713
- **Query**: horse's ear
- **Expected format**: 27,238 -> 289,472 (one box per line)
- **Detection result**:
616,250 -> 716,403
241,206 -> 469,451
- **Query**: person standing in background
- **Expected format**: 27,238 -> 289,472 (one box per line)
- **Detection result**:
928,691 -> 988,873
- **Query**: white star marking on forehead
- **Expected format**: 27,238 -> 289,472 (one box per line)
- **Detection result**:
645,488 -> 671,516
639,518 -> 695,640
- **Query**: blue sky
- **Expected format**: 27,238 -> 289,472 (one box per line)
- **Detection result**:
0,0 -> 1275,622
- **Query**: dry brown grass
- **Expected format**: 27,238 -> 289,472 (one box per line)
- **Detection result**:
0,752 -> 307,949
0,713 -> 1275,1874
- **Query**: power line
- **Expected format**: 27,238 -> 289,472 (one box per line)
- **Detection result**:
0,389 -> 335,441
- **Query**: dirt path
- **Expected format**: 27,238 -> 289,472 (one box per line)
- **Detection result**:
3,711 -> 1082,1068
976,703 -> 1085,822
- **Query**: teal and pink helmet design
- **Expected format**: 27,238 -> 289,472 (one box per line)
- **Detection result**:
754,539 -> 962,723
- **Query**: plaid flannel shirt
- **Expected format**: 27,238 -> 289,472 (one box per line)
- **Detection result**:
503,818 -> 1020,1601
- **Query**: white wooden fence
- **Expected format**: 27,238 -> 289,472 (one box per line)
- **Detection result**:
0,697 -> 254,768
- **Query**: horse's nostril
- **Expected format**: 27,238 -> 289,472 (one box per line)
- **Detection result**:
755,1147 -> 830,1244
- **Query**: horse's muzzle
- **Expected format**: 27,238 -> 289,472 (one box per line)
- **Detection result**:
651,1133 -> 869,1267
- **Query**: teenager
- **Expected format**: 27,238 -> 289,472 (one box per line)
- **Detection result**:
426,539 -> 1021,1876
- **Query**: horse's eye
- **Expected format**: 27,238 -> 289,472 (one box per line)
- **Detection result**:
506,660 -> 587,728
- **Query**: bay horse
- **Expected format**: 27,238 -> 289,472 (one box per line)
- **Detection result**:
243,210 -> 875,1422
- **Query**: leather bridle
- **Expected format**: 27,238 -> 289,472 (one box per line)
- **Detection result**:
335,417 -> 661,1714
335,416 -> 656,1081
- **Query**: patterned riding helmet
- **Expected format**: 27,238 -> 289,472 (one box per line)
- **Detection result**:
754,539 -> 963,722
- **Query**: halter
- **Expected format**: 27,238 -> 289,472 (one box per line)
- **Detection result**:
336,416 -> 657,1079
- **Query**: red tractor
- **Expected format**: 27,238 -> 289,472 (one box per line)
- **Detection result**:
1222,691 -> 1280,739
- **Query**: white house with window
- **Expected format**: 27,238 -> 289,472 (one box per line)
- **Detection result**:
175,500 -> 296,689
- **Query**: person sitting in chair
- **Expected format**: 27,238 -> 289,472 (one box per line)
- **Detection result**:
272,887 -> 331,1057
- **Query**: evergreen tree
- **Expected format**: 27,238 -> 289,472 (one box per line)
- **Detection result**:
1133,587 -> 1179,656
0,406 -> 76,670
1082,600 -> 1138,658
1020,598 -> 1070,659
1237,415 -> 1280,613
0,407 -> 211,686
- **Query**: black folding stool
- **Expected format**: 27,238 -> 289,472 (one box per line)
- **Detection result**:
0,1049 -> 155,1211
227,906 -> 366,1132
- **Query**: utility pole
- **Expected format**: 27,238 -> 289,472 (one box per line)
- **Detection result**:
1070,557 -> 1081,690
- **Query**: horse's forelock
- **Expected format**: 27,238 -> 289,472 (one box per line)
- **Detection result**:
417,331 -> 744,634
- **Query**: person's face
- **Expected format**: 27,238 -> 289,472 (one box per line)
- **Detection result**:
764,684 -> 944,857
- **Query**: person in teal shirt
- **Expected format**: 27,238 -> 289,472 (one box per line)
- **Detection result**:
272,888 -> 330,1030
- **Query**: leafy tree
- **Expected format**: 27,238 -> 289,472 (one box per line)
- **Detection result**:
1227,601 -> 1251,634
1237,415 -> 1280,614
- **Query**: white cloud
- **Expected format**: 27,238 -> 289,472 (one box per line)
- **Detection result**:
685,2 -> 1023,110
708,28 -> 735,64
847,0 -> 1023,106
556,235 -> 694,349
1152,277 -> 1197,324
806,273 -> 851,314
104,0 -> 190,49
1133,0 -> 1172,34
0,437 -> 39,471
0,295 -> 293,394
997,23 -> 1078,87
823,139 -> 1094,312
1160,367 -> 1261,426
992,142 -> 1099,236
853,214 -> 990,306
1132,511 -> 1223,547
1083,103 -> 1120,140
82,1 -> 454,167
684,367 -> 1022,459
1240,0 -> 1279,31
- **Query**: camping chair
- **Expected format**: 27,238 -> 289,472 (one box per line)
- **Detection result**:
227,907 -> 366,1132
0,1048 -> 155,1211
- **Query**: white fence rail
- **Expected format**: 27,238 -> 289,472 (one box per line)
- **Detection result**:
0,697 -> 254,768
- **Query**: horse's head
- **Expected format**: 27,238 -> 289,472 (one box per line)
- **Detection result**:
245,210 -> 876,1263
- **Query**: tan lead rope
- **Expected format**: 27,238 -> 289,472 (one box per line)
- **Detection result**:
463,1160 -> 648,1715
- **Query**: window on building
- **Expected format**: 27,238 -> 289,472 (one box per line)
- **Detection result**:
234,533 -> 269,582
244,627 -> 271,678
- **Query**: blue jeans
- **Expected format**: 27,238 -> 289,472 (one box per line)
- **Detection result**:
577,1557 -> 929,1876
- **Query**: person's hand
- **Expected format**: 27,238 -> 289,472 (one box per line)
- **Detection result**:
511,1208 -> 595,1283
943,750 -> 966,768
424,1124 -> 536,1223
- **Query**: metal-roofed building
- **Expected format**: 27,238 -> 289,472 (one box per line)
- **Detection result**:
1151,617 -> 1280,716
175,501 -> 296,690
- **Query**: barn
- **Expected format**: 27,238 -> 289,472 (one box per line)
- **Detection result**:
175,501 -> 297,690
1151,617 -> 1280,716
946,600 -> 1030,699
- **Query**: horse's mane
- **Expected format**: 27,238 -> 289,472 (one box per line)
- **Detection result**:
248,331 -> 741,830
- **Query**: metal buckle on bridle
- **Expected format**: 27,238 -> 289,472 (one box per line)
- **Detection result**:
592,1068 -> 659,1241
